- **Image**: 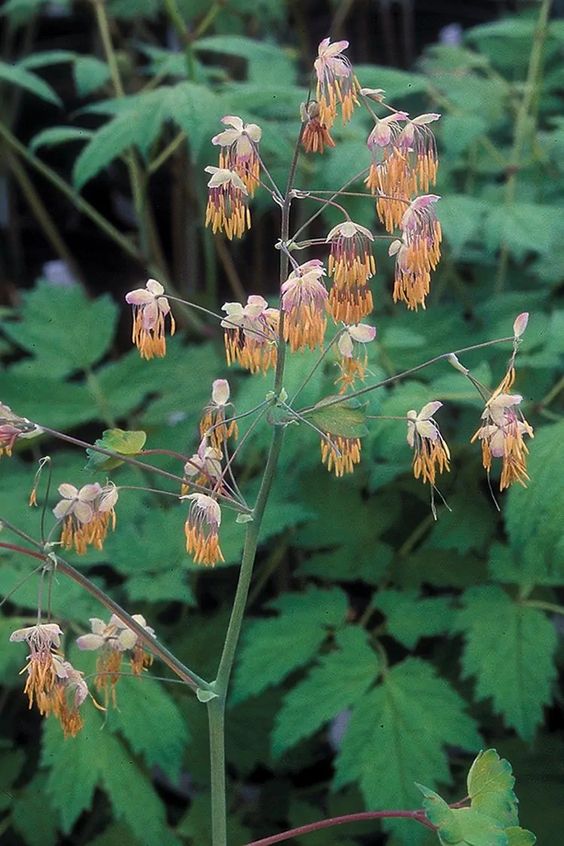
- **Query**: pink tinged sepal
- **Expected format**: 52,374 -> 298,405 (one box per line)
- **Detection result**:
348,323 -> 376,343
212,379 -> 230,406
513,312 -> 529,339
418,401 -> 443,420
9,622 -> 63,646
76,633 -> 105,651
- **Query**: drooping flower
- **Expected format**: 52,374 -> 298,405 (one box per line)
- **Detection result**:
76,614 -> 155,705
471,390 -> 534,490
406,401 -> 450,485
10,623 -> 63,712
326,222 -> 375,324
49,657 -> 89,737
53,483 -> 119,555
314,38 -> 360,128
396,113 -> 441,192
281,260 -> 328,352
335,323 -> 376,393
300,100 -> 335,154
184,494 -> 224,567
221,295 -> 279,374
320,434 -> 362,477
0,403 -> 40,457
212,115 -> 262,194
199,379 -> 238,449
125,278 -> 175,360
181,439 -> 223,493
204,166 -> 250,240
389,194 -> 442,310
365,112 -> 411,232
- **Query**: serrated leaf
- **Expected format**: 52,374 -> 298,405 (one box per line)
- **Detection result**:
1,280 -> 118,376
373,590 -> 451,649
0,59 -> 61,105
232,587 -> 348,704
30,125 -> 94,152
108,676 -> 188,782
74,55 -> 111,96
85,428 -> 146,470
334,658 -> 481,841
194,35 -> 296,86
303,396 -> 368,438
272,627 -> 379,756
504,421 -> 564,585
467,750 -> 517,828
455,587 -> 557,740
417,784 -> 462,842
11,775 -> 59,846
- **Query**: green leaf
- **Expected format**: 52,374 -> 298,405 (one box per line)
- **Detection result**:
455,586 -> 557,740
354,64 -> 427,99
417,784 -> 462,842
42,706 -> 179,845
373,590 -> 451,649
232,587 -> 349,704
30,125 -> 94,152
19,49 -> 75,69
11,775 -> 59,846
164,81 -> 224,160
108,676 -> 188,782
505,828 -> 536,846
334,658 -> 481,840
272,627 -> 379,756
85,428 -> 147,471
437,196 -> 489,255
0,371 -> 95,429
194,35 -> 296,86
303,396 -> 368,438
485,202 -> 564,261
467,749 -> 518,828
504,421 -> 564,585
440,114 -> 488,156
1,280 -> 118,376
74,55 -> 111,96
0,59 -> 61,105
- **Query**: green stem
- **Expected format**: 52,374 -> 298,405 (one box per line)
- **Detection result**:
495,0 -> 553,292
205,122 -> 304,846
522,599 -> 564,616
0,122 -> 142,262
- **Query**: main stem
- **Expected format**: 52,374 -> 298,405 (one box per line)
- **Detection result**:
206,129 -> 302,846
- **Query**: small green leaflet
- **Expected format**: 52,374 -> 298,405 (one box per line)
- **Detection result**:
85,428 -> 147,471
372,589 -> 451,649
302,396 -> 368,438
418,749 -> 536,846
0,58 -> 61,105
455,586 -> 557,740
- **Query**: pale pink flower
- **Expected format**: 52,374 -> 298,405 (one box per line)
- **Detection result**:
406,401 -> 450,485
125,278 -> 175,360
314,38 -> 359,127
281,260 -> 328,352
212,115 -> 262,193
184,493 -> 224,566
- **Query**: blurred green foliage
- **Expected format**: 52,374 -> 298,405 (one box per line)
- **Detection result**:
1,1 -> 564,845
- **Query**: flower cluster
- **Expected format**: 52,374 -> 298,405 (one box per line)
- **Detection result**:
406,402 -> 450,485
54,482 -> 118,555
326,222 -> 376,324
77,613 -> 155,706
472,386 -> 534,490
389,195 -> 442,310
314,38 -> 360,128
281,260 -> 328,352
182,439 -> 223,493
199,379 -> 238,449
184,493 -> 224,566
335,323 -> 376,393
221,295 -> 278,373
212,116 -> 262,194
10,623 -> 89,737
125,278 -> 175,360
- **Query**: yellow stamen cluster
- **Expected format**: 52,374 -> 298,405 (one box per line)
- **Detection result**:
185,522 -> 224,566
130,645 -> 154,676
95,649 -> 123,708
326,223 -> 375,323
412,437 -> 450,485
365,156 -> 414,233
302,116 -> 335,154
284,305 -> 328,353
328,285 -> 374,325
61,507 -> 117,555
223,325 -> 278,374
205,193 -> 251,240
200,408 -> 238,450
336,355 -> 367,394
321,435 -> 362,476
131,308 -> 175,360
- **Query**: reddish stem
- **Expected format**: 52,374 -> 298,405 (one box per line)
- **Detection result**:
0,542 -> 45,562
244,809 -> 434,846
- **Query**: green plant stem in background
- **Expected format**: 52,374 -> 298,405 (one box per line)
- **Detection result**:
5,149 -> 83,283
0,122 -> 142,262
495,0 -> 553,292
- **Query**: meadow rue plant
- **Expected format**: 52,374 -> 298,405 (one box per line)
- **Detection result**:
0,30 -> 542,846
